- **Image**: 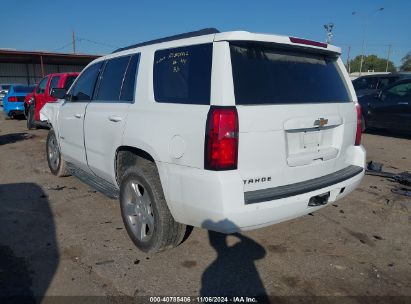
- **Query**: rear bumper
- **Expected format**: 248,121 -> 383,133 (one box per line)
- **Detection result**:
159,146 -> 366,233
4,102 -> 24,116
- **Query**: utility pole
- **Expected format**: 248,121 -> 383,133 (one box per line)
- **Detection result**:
352,7 -> 384,76
385,44 -> 392,72
72,31 -> 76,54
347,46 -> 351,74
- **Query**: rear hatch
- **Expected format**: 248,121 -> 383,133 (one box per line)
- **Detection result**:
229,41 -> 357,192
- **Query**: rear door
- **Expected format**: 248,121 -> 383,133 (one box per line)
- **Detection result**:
84,54 -> 139,183
371,80 -> 411,131
228,42 -> 356,192
58,62 -> 103,172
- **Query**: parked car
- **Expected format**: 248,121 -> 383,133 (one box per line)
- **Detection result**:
352,73 -> 411,98
41,29 -> 365,253
25,72 -> 79,129
2,85 -> 35,118
0,84 -> 14,106
358,78 -> 411,132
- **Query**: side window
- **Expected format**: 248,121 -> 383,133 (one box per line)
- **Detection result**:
64,76 -> 77,91
96,56 -> 130,101
120,54 -> 139,102
387,82 -> 411,97
70,62 -> 102,102
378,77 -> 397,89
153,44 -> 212,105
36,77 -> 48,94
49,76 -> 61,94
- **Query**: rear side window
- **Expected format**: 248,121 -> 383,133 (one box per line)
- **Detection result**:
153,44 -> 212,105
49,76 -> 61,94
353,77 -> 377,90
120,54 -> 139,101
64,76 -> 77,90
70,62 -> 102,102
96,56 -> 130,101
230,42 -> 351,104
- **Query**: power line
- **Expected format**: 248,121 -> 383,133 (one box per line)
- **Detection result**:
76,36 -> 120,49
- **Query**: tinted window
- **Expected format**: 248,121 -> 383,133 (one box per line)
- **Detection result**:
377,77 -> 398,89
36,77 -> 48,94
1,85 -> 11,90
70,62 -> 102,101
353,77 -> 378,90
14,86 -> 35,93
153,44 -> 212,105
230,42 -> 351,104
49,76 -> 61,94
120,54 -> 139,101
97,56 -> 130,101
387,82 -> 411,97
64,76 -> 77,90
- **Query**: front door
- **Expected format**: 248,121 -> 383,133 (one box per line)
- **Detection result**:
58,62 -> 103,172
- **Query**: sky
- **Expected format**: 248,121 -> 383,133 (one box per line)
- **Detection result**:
1,0 -> 410,68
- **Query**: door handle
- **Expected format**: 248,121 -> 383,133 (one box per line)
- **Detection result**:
74,113 -> 83,118
108,115 -> 123,122
397,102 -> 409,105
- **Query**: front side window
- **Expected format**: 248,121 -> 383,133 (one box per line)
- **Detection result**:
153,44 -> 212,105
70,62 -> 102,102
36,77 -> 48,94
230,42 -> 351,104
387,82 -> 411,97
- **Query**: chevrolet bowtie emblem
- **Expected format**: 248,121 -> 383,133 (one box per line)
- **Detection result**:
314,118 -> 328,127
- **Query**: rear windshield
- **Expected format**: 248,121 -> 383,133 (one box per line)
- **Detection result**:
14,86 -> 35,93
230,42 -> 351,105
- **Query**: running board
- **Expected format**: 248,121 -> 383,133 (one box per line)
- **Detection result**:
66,163 -> 119,199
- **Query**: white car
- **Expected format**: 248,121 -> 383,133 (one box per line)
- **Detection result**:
41,29 -> 365,253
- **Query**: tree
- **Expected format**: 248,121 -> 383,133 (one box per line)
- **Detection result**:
400,52 -> 411,71
347,54 -> 396,73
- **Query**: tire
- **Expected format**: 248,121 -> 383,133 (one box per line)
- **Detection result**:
27,106 -> 37,130
46,129 -> 69,177
119,160 -> 186,253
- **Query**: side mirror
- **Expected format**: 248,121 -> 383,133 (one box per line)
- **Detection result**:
50,88 -> 66,99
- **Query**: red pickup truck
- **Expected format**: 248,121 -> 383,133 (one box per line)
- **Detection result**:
25,72 -> 79,129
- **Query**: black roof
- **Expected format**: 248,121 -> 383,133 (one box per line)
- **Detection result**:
112,28 -> 220,53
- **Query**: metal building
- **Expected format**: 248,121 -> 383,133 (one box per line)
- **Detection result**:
0,50 -> 100,85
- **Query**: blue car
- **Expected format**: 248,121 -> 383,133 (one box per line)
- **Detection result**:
2,85 -> 35,118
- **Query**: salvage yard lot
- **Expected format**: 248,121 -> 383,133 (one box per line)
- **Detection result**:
0,116 -> 410,299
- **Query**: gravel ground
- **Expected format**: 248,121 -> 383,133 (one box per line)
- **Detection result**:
0,115 -> 410,303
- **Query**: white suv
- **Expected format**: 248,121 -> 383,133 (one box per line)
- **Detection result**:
41,29 -> 365,252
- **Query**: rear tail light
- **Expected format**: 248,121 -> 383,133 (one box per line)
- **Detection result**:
205,106 -> 239,170
8,96 -> 18,102
355,103 -> 362,146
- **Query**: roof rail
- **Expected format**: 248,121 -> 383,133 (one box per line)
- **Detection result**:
112,28 -> 220,53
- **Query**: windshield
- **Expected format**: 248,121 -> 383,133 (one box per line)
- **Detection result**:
14,86 -> 35,93
230,42 -> 351,105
